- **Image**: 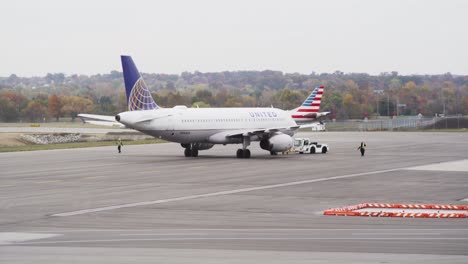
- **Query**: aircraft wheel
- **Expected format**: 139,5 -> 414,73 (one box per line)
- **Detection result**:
184,148 -> 191,157
270,151 -> 277,156
191,149 -> 199,157
244,149 -> 251,158
236,149 -> 243,158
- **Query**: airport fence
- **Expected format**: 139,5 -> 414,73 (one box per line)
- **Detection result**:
325,116 -> 468,131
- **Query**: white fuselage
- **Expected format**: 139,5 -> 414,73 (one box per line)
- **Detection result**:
117,107 -> 298,144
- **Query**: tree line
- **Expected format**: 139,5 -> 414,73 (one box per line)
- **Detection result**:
0,71 -> 467,122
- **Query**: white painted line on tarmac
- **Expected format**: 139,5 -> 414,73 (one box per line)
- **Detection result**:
405,159 -> 468,172
14,237 -> 468,245
25,228 -> 468,233
83,176 -> 108,180
53,167 -> 404,217
352,233 -> 441,236
0,232 -> 60,245
36,180 -> 61,184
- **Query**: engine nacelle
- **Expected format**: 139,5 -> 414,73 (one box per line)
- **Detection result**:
193,143 -> 214,150
260,134 -> 293,152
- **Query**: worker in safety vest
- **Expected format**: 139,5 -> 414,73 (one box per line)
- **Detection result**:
357,142 -> 366,157
117,138 -> 123,153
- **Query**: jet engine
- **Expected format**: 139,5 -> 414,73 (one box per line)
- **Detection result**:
260,133 -> 293,152
194,143 -> 214,150
182,143 -> 214,150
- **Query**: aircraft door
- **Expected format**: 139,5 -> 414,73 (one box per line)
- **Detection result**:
166,113 -> 181,131
165,115 -> 174,131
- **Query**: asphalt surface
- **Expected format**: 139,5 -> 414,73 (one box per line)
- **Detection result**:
1,131 -> 467,263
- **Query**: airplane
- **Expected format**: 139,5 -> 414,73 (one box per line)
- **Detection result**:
79,56 -> 321,158
288,86 -> 330,124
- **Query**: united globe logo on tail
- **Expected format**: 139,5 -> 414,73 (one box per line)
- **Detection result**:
121,55 -> 159,111
128,78 -> 159,111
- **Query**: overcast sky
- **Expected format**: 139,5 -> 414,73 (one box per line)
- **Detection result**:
1,0 -> 467,76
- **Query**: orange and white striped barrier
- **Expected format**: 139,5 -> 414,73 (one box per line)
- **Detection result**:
323,203 -> 468,218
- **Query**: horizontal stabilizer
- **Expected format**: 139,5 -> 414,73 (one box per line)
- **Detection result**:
78,114 -> 116,122
77,114 -> 124,127
298,122 -> 319,129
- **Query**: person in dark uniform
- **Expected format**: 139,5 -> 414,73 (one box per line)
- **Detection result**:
358,142 -> 366,157
117,138 -> 123,153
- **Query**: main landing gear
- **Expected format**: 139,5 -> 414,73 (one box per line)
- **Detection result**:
236,149 -> 251,158
183,144 -> 199,157
236,136 -> 251,159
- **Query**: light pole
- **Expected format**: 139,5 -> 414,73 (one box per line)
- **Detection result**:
396,98 -> 399,116
387,94 -> 390,117
441,89 -> 446,117
373,89 -> 384,117
376,96 -> 379,116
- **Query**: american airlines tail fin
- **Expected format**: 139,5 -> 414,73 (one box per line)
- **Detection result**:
290,86 -> 330,123
121,55 -> 160,111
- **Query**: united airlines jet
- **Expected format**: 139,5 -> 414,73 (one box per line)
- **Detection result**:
79,56 -> 324,158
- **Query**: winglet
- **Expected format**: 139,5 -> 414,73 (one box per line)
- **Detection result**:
121,55 -> 159,111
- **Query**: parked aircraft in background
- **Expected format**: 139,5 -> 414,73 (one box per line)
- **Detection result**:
79,56 -> 320,158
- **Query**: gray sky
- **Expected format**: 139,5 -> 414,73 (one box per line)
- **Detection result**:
1,0 -> 467,76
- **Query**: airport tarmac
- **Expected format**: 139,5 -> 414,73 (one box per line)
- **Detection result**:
1,131 -> 467,263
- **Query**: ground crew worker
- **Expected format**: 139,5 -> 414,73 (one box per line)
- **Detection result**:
358,142 -> 366,157
117,138 -> 123,153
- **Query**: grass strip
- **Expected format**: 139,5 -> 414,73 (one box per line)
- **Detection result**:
0,139 -> 165,153
0,122 -> 119,129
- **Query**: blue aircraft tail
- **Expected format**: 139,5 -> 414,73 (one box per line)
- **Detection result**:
121,55 -> 159,111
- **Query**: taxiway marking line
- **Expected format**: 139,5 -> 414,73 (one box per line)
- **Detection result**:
36,180 -> 61,184
53,167 -> 403,217
14,237 -> 468,246
83,176 -> 108,180
16,228 -> 468,234
352,233 -> 441,236
405,159 -> 468,172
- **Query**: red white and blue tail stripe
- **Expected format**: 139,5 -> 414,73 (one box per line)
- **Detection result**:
291,86 -> 327,123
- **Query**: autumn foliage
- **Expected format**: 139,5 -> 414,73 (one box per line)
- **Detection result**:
0,71 -> 467,122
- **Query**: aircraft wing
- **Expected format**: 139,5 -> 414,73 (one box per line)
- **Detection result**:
77,114 -> 125,127
226,125 -> 301,138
